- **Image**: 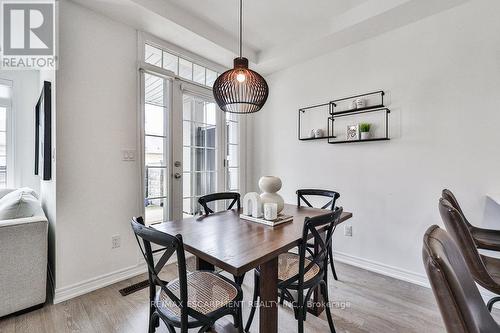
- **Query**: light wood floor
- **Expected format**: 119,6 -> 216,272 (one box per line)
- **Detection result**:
0,261 -> 498,332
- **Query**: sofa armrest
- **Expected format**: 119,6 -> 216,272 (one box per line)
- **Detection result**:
0,216 -> 48,316
0,215 -> 48,228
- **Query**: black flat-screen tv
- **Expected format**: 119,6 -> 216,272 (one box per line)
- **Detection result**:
35,81 -> 51,180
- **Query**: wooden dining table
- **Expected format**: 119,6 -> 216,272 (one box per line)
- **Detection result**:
153,203 -> 353,333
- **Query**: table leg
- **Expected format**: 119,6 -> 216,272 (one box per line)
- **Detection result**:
196,256 -> 215,271
308,231 -> 325,316
259,257 -> 278,333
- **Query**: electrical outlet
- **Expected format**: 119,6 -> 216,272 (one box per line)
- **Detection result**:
111,235 -> 121,249
344,225 -> 353,237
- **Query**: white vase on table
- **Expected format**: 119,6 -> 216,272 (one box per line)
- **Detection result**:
259,176 -> 284,214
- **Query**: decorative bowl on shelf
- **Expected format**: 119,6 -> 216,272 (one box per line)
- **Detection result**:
314,129 -> 324,138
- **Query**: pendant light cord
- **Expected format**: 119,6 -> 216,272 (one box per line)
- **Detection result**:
239,0 -> 242,58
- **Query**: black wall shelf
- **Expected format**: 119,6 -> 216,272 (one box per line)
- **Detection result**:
328,107 -> 390,144
298,102 -> 336,141
298,90 -> 391,145
328,138 -> 390,145
332,104 -> 385,116
330,90 -> 385,114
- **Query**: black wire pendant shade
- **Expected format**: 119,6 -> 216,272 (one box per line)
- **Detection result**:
212,0 -> 269,114
213,57 -> 268,113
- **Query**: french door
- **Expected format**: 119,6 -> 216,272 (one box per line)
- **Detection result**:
141,68 -> 243,224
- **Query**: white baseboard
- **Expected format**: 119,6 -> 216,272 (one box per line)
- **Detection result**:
333,251 -> 430,288
53,263 -> 147,304
52,253 -> 191,304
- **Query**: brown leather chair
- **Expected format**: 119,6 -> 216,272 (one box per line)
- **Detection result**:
423,225 -> 500,333
439,198 -> 500,310
442,189 -> 500,251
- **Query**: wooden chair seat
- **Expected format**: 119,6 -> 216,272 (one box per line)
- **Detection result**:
277,253 -> 320,283
157,271 -> 239,319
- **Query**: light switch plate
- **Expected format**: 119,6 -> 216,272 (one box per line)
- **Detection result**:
122,149 -> 136,161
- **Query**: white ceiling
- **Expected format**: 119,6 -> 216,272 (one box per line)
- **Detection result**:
164,0 -> 369,52
71,0 -> 470,74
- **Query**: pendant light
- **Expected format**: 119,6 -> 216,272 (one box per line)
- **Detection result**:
212,0 -> 269,114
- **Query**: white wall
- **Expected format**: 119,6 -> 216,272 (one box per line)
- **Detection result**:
54,0 -> 141,297
39,69 -> 57,286
0,70 -> 40,192
248,0 -> 500,280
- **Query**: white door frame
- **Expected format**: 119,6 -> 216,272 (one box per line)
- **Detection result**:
139,62 -> 247,221
138,64 -> 174,222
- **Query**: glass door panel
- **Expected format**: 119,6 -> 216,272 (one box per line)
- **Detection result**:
143,73 -> 169,224
182,94 -> 219,216
226,113 -> 240,193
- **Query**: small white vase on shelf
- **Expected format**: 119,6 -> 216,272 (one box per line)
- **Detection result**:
355,98 -> 366,109
350,100 -> 358,110
259,176 -> 284,214
360,132 -> 370,140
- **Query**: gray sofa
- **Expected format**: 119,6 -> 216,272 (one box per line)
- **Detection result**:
0,188 -> 48,317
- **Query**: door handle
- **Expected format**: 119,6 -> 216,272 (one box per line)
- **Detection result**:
174,173 -> 181,179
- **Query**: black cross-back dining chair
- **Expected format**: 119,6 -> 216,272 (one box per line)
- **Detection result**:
198,192 -> 241,216
131,217 -> 244,333
197,192 -> 246,286
245,207 -> 343,333
297,189 -> 341,280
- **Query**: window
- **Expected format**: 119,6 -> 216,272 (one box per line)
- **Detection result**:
162,51 -> 178,74
0,80 -> 12,188
145,44 -> 162,67
145,44 -> 220,87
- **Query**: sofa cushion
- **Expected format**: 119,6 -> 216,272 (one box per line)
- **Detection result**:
0,188 -> 42,220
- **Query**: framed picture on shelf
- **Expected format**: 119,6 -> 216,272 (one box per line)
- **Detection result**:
346,124 -> 359,141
